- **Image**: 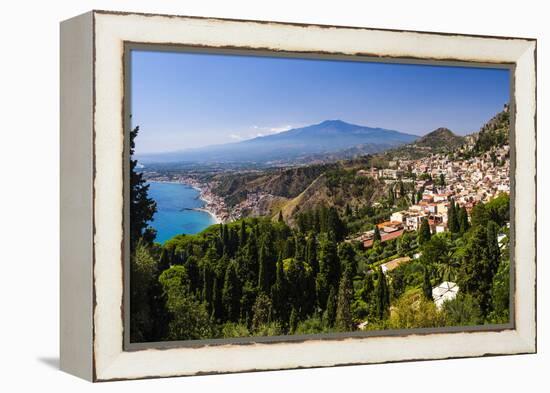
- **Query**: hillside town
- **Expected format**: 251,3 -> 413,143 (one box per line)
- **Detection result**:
352,139 -> 510,249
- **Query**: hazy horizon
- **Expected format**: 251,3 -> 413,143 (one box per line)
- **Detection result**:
131,50 -> 510,155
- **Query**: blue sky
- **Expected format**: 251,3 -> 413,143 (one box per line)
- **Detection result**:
131,50 -> 510,154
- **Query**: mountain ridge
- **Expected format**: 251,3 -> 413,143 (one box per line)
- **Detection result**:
138,120 -> 418,164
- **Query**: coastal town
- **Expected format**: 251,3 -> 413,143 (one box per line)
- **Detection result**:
351,139 -> 510,248
141,174 -> 230,223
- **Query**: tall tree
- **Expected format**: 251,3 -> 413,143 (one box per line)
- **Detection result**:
470,203 -> 489,228
325,287 -> 337,327
316,234 -> 340,309
289,307 -> 299,334
129,241 -> 157,342
244,231 -> 259,284
129,126 -> 157,249
456,225 -> 498,317
374,225 -> 382,242
305,234 -> 319,275
239,220 -> 247,246
447,200 -> 460,233
327,206 -> 346,241
422,266 -> 433,301
270,254 -> 288,323
338,242 -> 357,279
335,272 -> 354,332
374,269 -> 390,321
222,261 -> 241,322
345,203 -> 353,217
257,243 -> 271,294
417,218 -> 432,245
458,206 -> 470,233
159,265 -> 213,341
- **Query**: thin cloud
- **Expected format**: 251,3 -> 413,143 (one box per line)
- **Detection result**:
229,124 -> 294,141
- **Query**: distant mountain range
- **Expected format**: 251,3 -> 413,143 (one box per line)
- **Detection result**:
137,120 -> 418,164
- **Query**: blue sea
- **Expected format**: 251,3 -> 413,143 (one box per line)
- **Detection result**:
147,181 -> 217,244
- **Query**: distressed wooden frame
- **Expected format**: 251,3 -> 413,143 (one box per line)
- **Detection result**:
60,10 -> 537,382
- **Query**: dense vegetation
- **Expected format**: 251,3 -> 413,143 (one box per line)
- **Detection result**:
473,109 -> 510,155
130,190 -> 511,341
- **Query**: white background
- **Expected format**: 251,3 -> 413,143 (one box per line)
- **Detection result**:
0,0 -> 546,391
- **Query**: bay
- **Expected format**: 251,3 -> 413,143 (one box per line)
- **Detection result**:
147,181 -> 217,244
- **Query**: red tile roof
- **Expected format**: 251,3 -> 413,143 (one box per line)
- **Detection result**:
363,229 -> 404,248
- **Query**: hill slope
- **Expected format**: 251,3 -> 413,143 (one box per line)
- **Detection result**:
414,127 -> 465,150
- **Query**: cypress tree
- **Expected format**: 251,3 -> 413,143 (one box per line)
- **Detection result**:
325,286 -> 337,327
374,225 -> 382,242
239,220 -> 247,246
345,203 -> 352,217
471,203 -> 489,228
317,234 -> 340,306
416,188 -> 423,203
305,234 -> 318,275
375,269 -> 390,321
283,237 -> 295,259
362,273 -> 375,317
418,218 -> 431,245
458,206 -> 470,233
456,225 -> 494,317
335,272 -> 354,332
422,266 -> 433,300
211,276 -> 222,320
388,187 -> 395,206
289,307 -> 298,334
222,261 -> 241,322
447,200 -> 455,232
271,254 -> 288,323
338,242 -> 357,279
258,243 -> 271,293
201,265 -> 213,314
451,200 -> 461,233
277,210 -> 284,223
294,233 -> 306,261
327,206 -> 345,241
245,231 -> 259,284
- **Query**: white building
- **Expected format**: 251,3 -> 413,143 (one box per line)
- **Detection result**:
432,282 -> 459,310
390,211 -> 406,224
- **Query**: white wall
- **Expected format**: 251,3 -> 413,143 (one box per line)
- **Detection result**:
0,0 -> 546,391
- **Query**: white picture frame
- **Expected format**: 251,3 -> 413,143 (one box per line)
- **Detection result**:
60,10 -> 536,382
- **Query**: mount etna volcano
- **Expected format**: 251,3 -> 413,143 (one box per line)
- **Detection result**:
138,120 -> 418,164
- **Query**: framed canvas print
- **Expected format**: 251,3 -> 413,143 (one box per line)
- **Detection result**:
60,10 -> 537,382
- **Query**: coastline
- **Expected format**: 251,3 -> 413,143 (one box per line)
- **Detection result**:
147,179 -> 224,224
